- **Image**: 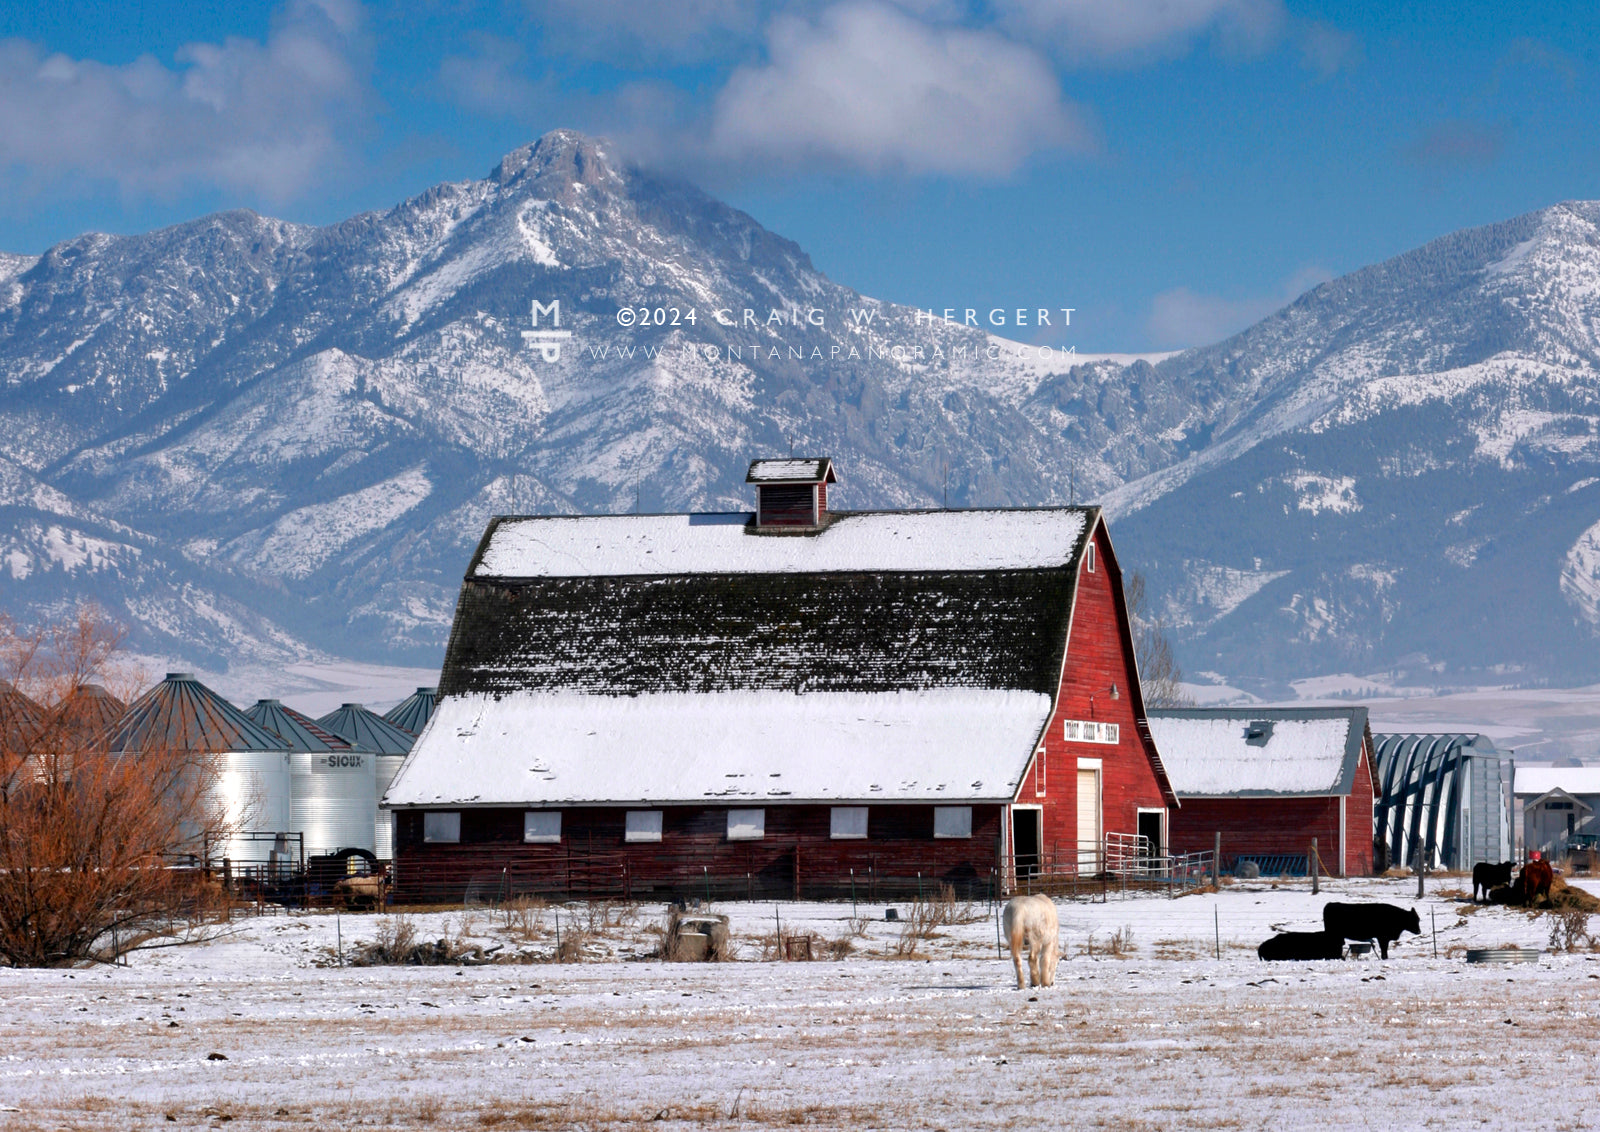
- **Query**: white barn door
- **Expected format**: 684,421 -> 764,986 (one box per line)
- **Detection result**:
1077,766 -> 1101,874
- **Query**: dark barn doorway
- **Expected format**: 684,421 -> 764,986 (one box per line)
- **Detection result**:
1013,808 -> 1041,879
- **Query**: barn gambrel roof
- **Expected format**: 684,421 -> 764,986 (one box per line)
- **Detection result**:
389,507 -> 1107,809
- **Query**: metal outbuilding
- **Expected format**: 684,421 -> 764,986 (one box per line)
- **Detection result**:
109,673 -> 292,864
383,687 -> 438,735
318,703 -> 416,859
1371,733 -> 1514,872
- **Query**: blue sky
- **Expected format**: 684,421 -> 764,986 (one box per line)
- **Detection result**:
1,0 -> 1596,350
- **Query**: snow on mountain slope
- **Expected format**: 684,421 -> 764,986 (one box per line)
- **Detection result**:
1108,201 -> 1600,690
0,130 -> 1192,668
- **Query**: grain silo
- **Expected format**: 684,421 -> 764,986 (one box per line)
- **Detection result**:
110,673 -> 291,865
317,704 -> 415,860
245,699 -> 376,857
382,687 -> 437,734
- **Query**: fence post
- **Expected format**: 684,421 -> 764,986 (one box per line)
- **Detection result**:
850,869 -> 857,919
1417,853 -> 1425,900
1311,839 -> 1319,895
1213,832 -> 1221,888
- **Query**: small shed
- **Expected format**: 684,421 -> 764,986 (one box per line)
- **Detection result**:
1372,733 -> 1514,871
1514,767 -> 1600,858
1149,707 -> 1375,877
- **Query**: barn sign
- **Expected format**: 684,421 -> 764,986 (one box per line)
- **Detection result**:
1063,720 -> 1119,744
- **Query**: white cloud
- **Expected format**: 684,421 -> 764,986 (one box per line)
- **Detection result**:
706,1 -> 1091,176
438,36 -> 542,117
993,0 -> 1285,62
0,0 -> 368,201
1147,265 -> 1330,350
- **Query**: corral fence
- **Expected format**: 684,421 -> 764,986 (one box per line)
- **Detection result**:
1010,833 -> 1215,902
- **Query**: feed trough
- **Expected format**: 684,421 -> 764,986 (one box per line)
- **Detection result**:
1465,947 -> 1542,965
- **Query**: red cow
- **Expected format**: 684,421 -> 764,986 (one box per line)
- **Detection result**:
1520,858 -> 1554,907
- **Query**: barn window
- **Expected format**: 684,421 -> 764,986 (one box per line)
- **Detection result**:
524,811 -> 561,843
625,810 -> 663,842
934,806 -> 972,839
1034,748 -> 1047,796
830,807 -> 868,839
423,812 -> 460,843
727,809 -> 766,840
1084,543 -> 1096,573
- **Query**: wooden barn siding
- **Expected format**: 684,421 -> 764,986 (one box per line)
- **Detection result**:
1347,745 -> 1376,876
392,804 -> 1003,903
1168,797 -> 1345,871
1028,524 -> 1170,858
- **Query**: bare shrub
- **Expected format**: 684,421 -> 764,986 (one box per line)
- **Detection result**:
1107,926 -> 1136,957
1548,908 -> 1594,953
556,928 -> 591,962
0,606 -> 233,968
503,896 -> 546,942
825,933 -> 856,960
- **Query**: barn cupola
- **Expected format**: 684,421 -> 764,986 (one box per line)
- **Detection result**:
747,457 -> 837,529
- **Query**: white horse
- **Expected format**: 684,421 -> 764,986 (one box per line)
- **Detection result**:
1002,894 -> 1060,989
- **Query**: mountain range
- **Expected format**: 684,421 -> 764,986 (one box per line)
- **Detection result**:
3,130 -> 1600,696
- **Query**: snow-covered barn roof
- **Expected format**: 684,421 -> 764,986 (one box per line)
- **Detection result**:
1146,706 -> 1370,798
746,457 -> 836,484
386,689 -> 1050,807
394,505 -> 1110,808
471,509 -> 1088,579
448,508 -> 1095,699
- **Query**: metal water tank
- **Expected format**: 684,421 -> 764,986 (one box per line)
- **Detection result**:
373,753 -> 406,859
290,749 -> 377,856
210,749 -> 293,864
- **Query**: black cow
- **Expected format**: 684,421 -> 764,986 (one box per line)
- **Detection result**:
1258,930 -> 1345,961
1322,902 -> 1421,959
1473,861 -> 1514,903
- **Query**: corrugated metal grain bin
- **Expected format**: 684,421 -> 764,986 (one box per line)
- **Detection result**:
110,673 -> 292,865
290,748 -> 377,856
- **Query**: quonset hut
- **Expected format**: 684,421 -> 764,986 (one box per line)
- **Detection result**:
318,704 -> 417,859
1148,707 -> 1376,876
384,458 -> 1177,903
1371,733 -> 1513,871
110,674 -> 291,864
245,699 -> 374,858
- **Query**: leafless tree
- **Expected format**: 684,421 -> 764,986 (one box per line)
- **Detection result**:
1123,572 -> 1192,709
0,605 -> 229,967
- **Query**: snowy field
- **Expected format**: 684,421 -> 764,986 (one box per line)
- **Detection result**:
2,877 -> 1598,1130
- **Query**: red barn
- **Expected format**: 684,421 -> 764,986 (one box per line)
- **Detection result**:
1149,707 -> 1376,877
384,458 -> 1175,902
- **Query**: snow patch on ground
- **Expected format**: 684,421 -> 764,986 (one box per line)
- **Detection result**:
1286,473 -> 1360,514
0,879 -> 1594,1128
